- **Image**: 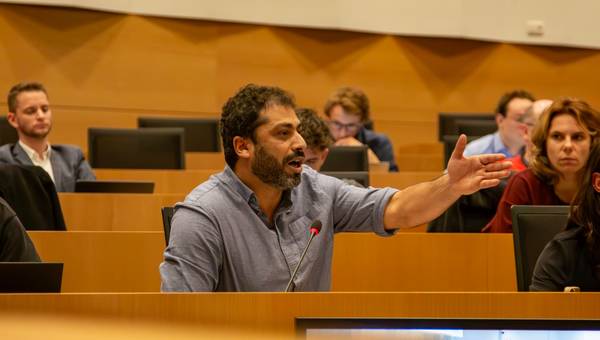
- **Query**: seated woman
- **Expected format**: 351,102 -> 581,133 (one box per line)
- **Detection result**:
483,97 -> 600,233
530,140 -> 600,291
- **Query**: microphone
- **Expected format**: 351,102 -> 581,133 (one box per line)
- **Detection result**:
285,220 -> 322,292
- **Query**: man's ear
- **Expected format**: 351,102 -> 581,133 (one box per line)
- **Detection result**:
233,136 -> 253,160
320,147 -> 330,161
6,112 -> 18,129
592,172 -> 600,193
495,113 -> 504,127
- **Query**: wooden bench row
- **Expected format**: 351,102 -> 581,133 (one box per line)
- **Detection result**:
29,231 -> 515,292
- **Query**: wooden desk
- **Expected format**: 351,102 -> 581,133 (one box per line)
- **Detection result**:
94,169 -> 442,194
59,193 -> 183,230
0,293 -> 599,338
28,232 -> 515,292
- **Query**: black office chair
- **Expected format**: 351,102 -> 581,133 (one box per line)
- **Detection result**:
0,116 -> 18,146
137,116 -> 221,152
161,206 -> 175,246
438,113 -> 495,141
88,128 -> 185,169
320,146 -> 369,172
511,205 -> 570,291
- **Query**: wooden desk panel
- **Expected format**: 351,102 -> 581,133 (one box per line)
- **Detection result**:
29,232 -> 515,292
94,169 -> 443,194
95,169 -> 217,194
29,231 -> 164,292
0,293 -> 599,338
59,193 -> 183,230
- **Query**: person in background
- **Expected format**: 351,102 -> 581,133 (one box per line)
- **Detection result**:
464,90 -> 535,158
0,82 -> 95,192
323,87 -> 398,171
483,97 -> 600,233
0,197 -> 40,262
530,139 -> 600,291
296,108 -> 334,171
509,99 -> 553,171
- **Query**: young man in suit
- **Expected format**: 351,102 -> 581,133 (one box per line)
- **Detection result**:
0,82 -> 95,192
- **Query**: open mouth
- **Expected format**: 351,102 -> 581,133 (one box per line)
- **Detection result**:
287,158 -> 304,172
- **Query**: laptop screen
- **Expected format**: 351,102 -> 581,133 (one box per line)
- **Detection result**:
296,318 -> 600,339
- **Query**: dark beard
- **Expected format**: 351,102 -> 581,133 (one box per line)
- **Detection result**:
251,145 -> 302,190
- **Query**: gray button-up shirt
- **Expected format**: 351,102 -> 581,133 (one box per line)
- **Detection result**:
160,165 -> 398,292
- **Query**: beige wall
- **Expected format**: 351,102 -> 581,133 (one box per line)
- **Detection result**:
2,1 -> 600,49
1,4 -> 600,164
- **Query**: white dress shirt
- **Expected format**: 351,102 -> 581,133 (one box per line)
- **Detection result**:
18,141 -> 55,183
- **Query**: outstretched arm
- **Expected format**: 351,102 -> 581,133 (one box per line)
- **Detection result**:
383,134 -> 511,229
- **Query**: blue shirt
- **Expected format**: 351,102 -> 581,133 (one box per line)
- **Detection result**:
160,165 -> 398,292
356,128 -> 398,172
463,132 -> 514,158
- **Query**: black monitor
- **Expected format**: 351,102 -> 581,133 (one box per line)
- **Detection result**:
297,317 -> 600,339
512,205 -> 570,291
0,262 -> 63,293
438,113 -> 496,141
75,180 -> 155,193
0,116 -> 18,146
321,171 -> 369,187
137,116 -> 221,152
88,128 -> 185,169
320,146 -> 369,172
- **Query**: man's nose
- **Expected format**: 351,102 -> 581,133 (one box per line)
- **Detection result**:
293,131 -> 306,151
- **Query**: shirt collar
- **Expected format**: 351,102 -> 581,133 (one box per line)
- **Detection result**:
491,132 -> 511,156
220,165 -> 294,211
18,140 -> 51,161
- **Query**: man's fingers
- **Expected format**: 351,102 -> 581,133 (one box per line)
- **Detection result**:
482,169 -> 511,180
478,153 -> 506,165
449,134 -> 467,160
480,179 -> 501,189
484,161 -> 512,172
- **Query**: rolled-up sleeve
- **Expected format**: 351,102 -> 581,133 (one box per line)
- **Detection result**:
326,177 -> 398,236
160,203 -> 222,292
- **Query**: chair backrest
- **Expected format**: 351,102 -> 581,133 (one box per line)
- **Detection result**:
161,206 -> 175,246
138,116 -> 221,152
320,146 -> 369,172
88,128 -> 185,169
438,113 -> 496,141
0,116 -> 18,146
511,205 -> 570,291
321,171 -> 369,187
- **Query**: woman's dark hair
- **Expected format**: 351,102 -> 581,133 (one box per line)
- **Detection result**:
220,84 -> 295,168
569,139 -> 600,264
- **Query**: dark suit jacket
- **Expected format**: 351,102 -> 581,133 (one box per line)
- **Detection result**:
0,164 -> 66,230
0,197 -> 41,261
0,143 -> 95,192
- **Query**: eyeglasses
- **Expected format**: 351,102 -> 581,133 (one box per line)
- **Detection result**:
328,120 -> 362,132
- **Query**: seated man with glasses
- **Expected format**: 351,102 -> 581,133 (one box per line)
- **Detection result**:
463,90 -> 535,158
324,87 -> 398,171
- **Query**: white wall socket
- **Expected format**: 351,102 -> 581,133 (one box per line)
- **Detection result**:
527,20 -> 545,36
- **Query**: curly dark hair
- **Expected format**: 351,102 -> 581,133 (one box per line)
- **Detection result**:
296,108 -> 333,151
220,84 -> 296,168
495,89 -> 535,116
7,82 -> 48,113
